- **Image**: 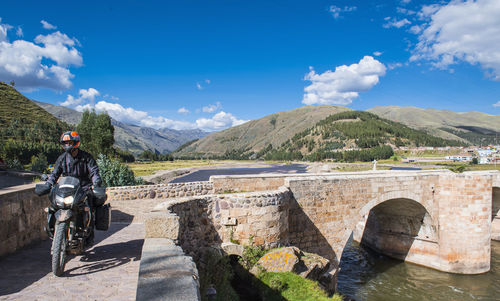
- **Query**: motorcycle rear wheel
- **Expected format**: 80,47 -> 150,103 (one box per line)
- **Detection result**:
52,222 -> 68,276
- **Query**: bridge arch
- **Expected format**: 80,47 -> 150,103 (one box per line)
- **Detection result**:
492,186 -> 500,241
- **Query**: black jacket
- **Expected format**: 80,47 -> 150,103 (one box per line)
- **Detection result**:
47,149 -> 102,190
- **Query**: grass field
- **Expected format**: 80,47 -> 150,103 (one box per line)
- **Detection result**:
127,160 -> 224,177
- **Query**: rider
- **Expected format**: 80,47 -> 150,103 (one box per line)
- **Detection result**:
46,131 -> 103,242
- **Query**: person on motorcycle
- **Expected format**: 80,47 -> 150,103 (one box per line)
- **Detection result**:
46,131 -> 103,243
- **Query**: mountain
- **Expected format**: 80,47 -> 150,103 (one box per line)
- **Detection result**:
174,105 -> 352,157
34,101 -> 208,155
174,106 -> 466,160
367,106 -> 500,145
0,82 -> 69,163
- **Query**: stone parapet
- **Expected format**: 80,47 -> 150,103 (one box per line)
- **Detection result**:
106,181 -> 213,202
0,184 -> 49,257
136,238 -> 200,301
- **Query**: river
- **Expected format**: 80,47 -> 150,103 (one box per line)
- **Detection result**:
338,237 -> 500,301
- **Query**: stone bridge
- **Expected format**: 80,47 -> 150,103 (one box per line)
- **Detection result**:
1,169 -> 499,299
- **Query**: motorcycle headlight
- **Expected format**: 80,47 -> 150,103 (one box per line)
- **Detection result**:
55,195 -> 74,207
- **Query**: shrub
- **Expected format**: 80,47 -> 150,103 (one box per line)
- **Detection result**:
6,158 -> 24,171
96,154 -> 144,187
30,154 -> 48,173
239,237 -> 266,270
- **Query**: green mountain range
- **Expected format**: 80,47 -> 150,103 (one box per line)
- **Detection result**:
367,106 -> 500,145
174,107 -> 466,160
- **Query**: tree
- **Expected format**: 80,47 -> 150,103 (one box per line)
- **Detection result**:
9,80 -> 15,87
96,154 -> 143,187
76,110 -> 114,158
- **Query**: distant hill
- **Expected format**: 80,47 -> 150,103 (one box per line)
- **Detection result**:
0,82 -> 69,163
35,101 -> 208,155
174,105 -> 352,157
175,107 -> 465,160
367,106 -> 500,145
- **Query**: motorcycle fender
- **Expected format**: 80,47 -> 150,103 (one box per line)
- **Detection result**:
55,209 -> 73,222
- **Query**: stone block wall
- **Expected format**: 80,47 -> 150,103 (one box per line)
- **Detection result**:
145,187 -> 292,262
106,181 -> 213,202
0,184 -> 49,257
436,172 -> 492,273
211,174 -> 286,193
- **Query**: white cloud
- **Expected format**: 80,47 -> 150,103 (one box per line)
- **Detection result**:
410,0 -> 500,81
68,94 -> 243,131
387,62 -> 404,70
196,111 -> 248,132
302,56 -> 386,106
494,101 -> 500,107
383,17 -> 411,28
103,94 -> 119,101
41,20 -> 57,30
196,82 -> 202,90
205,79 -> 210,84
397,7 -> 416,15
400,0 -> 411,4
0,19 -> 82,90
373,51 -> 383,56
178,107 -> 190,114
409,24 -> 423,34
16,27 -> 23,37
61,88 -> 100,107
329,5 -> 357,19
202,101 -> 222,113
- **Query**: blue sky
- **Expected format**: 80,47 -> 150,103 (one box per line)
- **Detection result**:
1,0 -> 499,131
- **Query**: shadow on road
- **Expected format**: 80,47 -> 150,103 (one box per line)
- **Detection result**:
64,238 -> 144,277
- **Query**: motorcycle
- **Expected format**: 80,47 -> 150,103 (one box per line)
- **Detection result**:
35,176 -> 110,276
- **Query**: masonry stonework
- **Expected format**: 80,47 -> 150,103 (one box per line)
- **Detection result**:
0,184 -> 49,257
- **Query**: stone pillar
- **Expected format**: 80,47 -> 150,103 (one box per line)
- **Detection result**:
436,173 -> 492,274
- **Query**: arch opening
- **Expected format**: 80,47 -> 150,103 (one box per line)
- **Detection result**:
356,198 -> 437,261
492,187 -> 500,241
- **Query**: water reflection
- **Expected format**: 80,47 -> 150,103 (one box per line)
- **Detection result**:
338,237 -> 500,301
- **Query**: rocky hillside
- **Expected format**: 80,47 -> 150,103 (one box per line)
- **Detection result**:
174,105 -> 351,157
367,106 -> 500,145
35,101 -> 208,155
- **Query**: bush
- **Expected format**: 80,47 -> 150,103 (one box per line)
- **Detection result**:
239,237 -> 266,270
30,154 -> 48,173
6,158 -> 24,171
96,154 -> 144,187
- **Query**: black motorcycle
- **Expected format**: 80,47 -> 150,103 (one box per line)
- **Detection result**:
35,176 -> 110,276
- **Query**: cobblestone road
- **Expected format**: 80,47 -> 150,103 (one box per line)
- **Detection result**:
0,223 -> 144,301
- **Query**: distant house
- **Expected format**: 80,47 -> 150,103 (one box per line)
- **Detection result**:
445,155 -> 473,162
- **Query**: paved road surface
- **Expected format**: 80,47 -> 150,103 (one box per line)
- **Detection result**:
0,223 -> 144,301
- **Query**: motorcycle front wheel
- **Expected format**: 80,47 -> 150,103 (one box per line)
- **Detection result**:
51,222 -> 68,276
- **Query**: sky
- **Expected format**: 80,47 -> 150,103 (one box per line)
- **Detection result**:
1,0 -> 500,132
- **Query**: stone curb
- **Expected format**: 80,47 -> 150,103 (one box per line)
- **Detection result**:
136,238 -> 200,301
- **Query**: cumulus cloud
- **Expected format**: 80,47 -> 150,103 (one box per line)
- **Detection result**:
494,101 -> 500,107
0,19 -> 82,90
202,101 -> 222,113
61,88 -> 99,107
383,17 -> 411,28
16,27 -> 23,37
196,111 -> 248,132
373,51 -> 383,57
329,5 -> 357,19
178,107 -> 190,114
410,0 -> 500,81
302,56 -> 386,106
41,20 -> 57,30
65,90 -> 243,131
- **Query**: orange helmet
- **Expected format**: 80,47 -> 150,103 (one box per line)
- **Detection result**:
60,131 -> 80,152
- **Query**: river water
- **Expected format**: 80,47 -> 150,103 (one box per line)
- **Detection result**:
338,237 -> 500,301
